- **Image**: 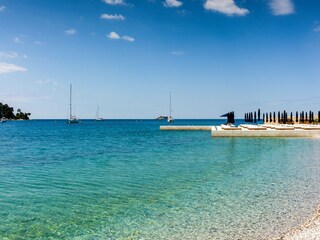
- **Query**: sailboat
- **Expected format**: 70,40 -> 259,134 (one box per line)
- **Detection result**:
67,84 -> 79,124
95,106 -> 103,121
167,91 -> 174,123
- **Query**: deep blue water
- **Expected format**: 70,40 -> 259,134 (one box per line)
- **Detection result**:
0,119 -> 320,239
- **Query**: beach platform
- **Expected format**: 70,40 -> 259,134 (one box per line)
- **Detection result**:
160,125 -> 212,131
160,124 -> 320,137
212,125 -> 320,137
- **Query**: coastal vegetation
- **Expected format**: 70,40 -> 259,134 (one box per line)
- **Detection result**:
0,102 -> 31,120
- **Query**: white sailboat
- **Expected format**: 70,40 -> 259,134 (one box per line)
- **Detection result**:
167,91 -> 174,123
95,106 -> 103,121
67,84 -> 79,124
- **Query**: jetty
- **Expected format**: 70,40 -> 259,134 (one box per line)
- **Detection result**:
160,110 -> 320,137
211,124 -> 320,137
160,126 -> 211,131
160,124 -> 320,137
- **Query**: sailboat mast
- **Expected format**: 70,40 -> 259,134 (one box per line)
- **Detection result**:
70,84 -> 72,119
169,91 -> 172,117
96,106 -> 99,119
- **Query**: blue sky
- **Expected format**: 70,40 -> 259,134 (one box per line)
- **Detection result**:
0,0 -> 320,119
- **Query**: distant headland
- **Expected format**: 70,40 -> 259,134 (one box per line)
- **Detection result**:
0,102 -> 31,120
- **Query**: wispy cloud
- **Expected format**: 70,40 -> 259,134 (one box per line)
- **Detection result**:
102,0 -> 126,5
100,13 -> 125,20
314,22 -> 320,32
171,51 -> 184,56
122,36 -> 135,42
34,41 -> 45,45
0,62 -> 27,74
0,51 -> 27,59
14,36 -> 25,44
107,32 -> 135,42
107,32 -> 121,40
36,79 -> 58,85
269,0 -> 294,16
65,28 -> 77,35
0,5 -> 6,12
204,0 -> 249,16
164,0 -> 183,8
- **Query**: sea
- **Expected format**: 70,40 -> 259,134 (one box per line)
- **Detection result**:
0,119 -> 320,239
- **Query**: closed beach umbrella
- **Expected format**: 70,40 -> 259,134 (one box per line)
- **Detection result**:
266,113 -> 269,122
290,112 -> 293,123
278,111 -> 280,123
306,112 -> 308,123
302,111 -> 304,123
258,109 -> 261,122
263,113 -> 265,122
309,111 -> 311,123
318,111 -> 320,123
254,111 -> 257,123
296,111 -> 298,123
273,112 -> 276,123
269,112 -> 272,122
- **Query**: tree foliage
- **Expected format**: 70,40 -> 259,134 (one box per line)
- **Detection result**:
0,102 -> 31,120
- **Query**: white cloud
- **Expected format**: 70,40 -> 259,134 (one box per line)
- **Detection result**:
204,0 -> 249,16
65,28 -> 77,35
269,0 -> 294,16
14,37 -> 24,43
100,13 -> 125,20
314,24 -> 320,32
102,0 -> 125,5
164,0 -> 183,8
107,32 -> 135,42
34,41 -> 44,45
171,51 -> 184,55
107,32 -> 121,40
0,5 -> 6,12
0,51 -> 27,59
122,35 -> 135,42
36,79 -> 58,85
0,62 -> 27,74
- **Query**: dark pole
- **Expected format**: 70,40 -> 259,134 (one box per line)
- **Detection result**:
266,112 -> 269,122
310,111 -> 312,123
306,112 -> 308,123
258,109 -> 261,122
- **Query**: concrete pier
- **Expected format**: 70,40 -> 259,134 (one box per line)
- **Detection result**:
160,124 -> 320,137
160,126 -> 212,131
211,125 -> 320,138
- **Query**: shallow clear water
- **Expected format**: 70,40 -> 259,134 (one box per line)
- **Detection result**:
0,120 -> 320,239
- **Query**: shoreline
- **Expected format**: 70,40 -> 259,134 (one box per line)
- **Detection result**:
276,205 -> 320,240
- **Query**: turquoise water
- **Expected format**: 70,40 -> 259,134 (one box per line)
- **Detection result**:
1,120 -> 320,239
